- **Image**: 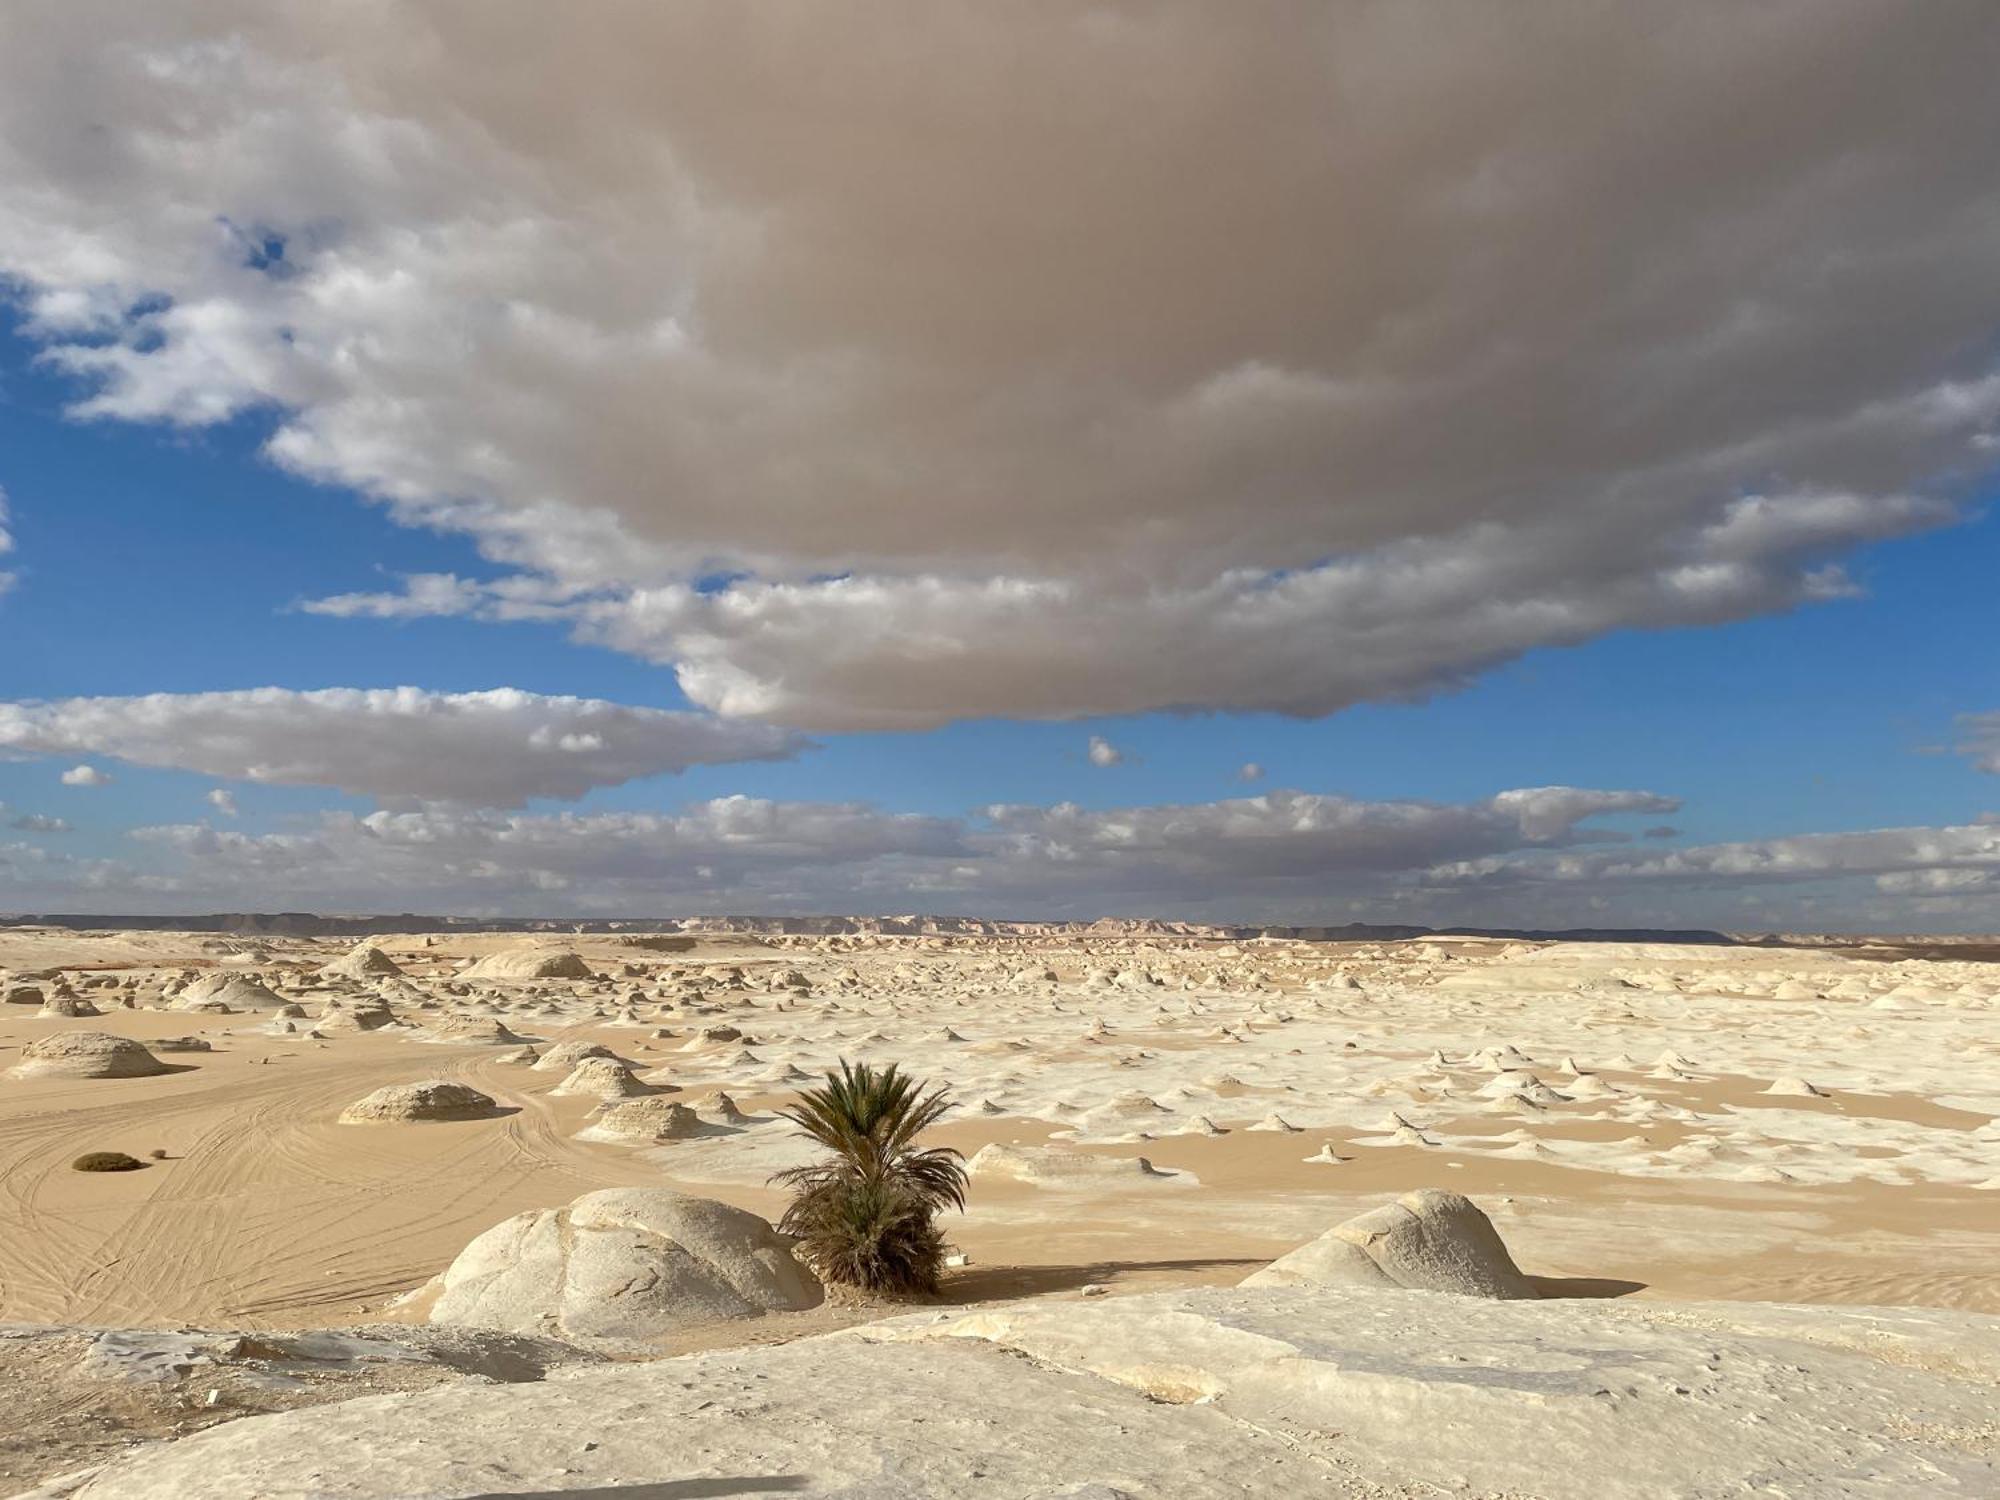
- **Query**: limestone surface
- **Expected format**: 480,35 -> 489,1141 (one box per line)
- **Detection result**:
46,1285 -> 2000,1499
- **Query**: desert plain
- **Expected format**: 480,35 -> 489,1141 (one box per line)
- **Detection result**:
3,918 -> 1998,1496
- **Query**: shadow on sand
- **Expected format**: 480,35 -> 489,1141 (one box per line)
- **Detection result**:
942,1256 -> 1269,1300
1528,1274 -> 1647,1299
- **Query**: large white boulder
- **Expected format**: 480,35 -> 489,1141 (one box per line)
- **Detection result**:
1242,1188 -> 1538,1299
427,1188 -> 820,1341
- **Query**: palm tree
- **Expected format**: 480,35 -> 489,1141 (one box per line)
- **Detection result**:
771,1059 -> 968,1295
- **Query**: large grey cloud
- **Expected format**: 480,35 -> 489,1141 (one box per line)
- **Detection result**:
2,4 -> 1997,726
0,688 -> 803,806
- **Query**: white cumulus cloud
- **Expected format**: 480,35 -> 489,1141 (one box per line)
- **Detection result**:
59,765 -> 110,787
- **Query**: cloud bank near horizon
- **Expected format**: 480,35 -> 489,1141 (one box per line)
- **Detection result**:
6,780 -> 1996,932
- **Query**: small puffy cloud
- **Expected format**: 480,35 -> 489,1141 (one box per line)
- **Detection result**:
1,804 -> 70,833
206,788 -> 239,817
0,485 -> 16,598
1086,735 -> 1124,768
1,10 -> 1996,728
59,764 -> 110,787
0,688 -> 805,806
297,573 -> 486,620
1955,712 -> 2000,774
1237,763 -> 1264,783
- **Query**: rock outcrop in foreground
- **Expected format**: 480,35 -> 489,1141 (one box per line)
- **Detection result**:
40,1285 -> 2000,1498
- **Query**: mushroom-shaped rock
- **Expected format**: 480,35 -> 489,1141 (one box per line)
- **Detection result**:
428,1188 -> 820,1341
174,973 -> 288,1012
319,943 -> 406,980
9,1031 -> 172,1080
39,992 -> 102,1017
338,1080 -> 499,1124
530,1039 -> 620,1072
549,1057 -> 650,1099
422,1014 -> 525,1045
461,949 -> 595,982
316,997 -> 397,1033
576,1097 -> 702,1144
1244,1188 -> 1537,1299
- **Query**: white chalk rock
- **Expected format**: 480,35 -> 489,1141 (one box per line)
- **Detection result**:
968,1142 -> 1189,1187
174,973 -> 288,1012
550,1056 -> 651,1099
1242,1188 -> 1538,1299
461,948 -> 595,982
8,1031 -> 171,1080
428,1188 -> 820,1341
59,1287 -> 2000,1499
575,1096 -> 702,1143
338,1080 -> 499,1124
530,1039 -> 620,1072
318,943 -> 405,980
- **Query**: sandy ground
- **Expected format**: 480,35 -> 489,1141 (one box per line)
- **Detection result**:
2,924 -> 1997,1348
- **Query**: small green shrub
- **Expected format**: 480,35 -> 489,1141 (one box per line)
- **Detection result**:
72,1151 -> 146,1173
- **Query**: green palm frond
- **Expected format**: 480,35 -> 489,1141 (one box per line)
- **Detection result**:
770,1058 -> 968,1293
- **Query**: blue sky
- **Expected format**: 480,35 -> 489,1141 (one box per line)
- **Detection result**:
3,7 -> 1999,927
